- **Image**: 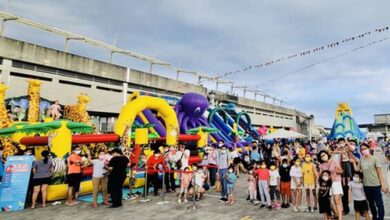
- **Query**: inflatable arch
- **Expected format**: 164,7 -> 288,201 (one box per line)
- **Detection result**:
114,91 -> 179,145
236,112 -> 251,125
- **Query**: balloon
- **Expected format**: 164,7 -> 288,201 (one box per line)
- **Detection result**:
257,125 -> 268,136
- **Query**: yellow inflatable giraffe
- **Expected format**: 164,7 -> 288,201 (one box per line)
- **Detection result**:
0,83 -> 17,163
63,93 -> 92,124
27,79 -> 42,122
0,83 -> 11,127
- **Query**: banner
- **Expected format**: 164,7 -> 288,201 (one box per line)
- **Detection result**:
0,156 -> 35,212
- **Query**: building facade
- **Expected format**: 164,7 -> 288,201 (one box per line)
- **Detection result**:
0,36 -> 315,136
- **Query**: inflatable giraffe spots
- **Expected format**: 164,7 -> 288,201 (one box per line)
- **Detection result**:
27,79 -> 42,122
0,83 -> 18,163
0,83 -> 11,127
63,93 -> 93,126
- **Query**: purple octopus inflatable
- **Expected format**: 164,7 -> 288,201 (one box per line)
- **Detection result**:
174,93 -> 210,133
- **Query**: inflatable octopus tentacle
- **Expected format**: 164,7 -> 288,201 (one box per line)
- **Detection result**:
198,117 -> 209,126
189,120 -> 197,129
178,112 -> 185,127
181,116 -> 189,133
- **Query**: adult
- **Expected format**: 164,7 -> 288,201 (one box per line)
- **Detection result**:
317,150 -> 343,220
340,138 -> 356,215
31,150 -> 52,208
178,144 -> 190,170
87,150 -> 109,208
146,149 -> 167,196
163,145 -> 176,192
249,142 -> 262,164
242,154 -> 252,171
353,143 -> 388,220
229,147 -> 246,177
207,145 -> 218,187
66,146 -> 85,206
216,145 -> 231,202
107,148 -> 129,208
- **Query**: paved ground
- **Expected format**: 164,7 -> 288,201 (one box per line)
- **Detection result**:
2,151 -> 390,220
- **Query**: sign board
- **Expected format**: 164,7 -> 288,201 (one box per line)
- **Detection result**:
0,156 -> 34,212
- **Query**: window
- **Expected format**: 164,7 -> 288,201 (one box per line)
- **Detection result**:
10,72 -> 52,82
59,80 -> 91,88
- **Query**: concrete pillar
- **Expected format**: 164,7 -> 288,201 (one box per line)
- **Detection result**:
122,68 -> 130,105
0,58 -> 12,85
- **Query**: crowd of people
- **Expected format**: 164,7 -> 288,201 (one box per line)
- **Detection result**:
27,137 -> 389,220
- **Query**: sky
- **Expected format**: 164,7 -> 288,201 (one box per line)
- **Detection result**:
0,0 -> 389,127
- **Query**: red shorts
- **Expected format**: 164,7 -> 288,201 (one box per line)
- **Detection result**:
280,181 -> 291,196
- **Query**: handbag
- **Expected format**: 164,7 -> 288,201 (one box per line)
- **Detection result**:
215,181 -> 222,192
176,152 -> 184,170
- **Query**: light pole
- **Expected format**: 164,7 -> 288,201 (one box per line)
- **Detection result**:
197,74 -> 215,86
176,69 -> 197,81
215,80 -> 233,91
231,85 -> 248,97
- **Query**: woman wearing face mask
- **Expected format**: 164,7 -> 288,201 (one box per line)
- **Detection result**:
317,150 -> 343,220
163,145 -> 176,193
352,143 -> 388,220
249,142 -> 262,163
207,145 -> 218,187
87,150 -> 109,208
31,150 -> 52,209
242,154 -> 251,171
66,146 -> 85,206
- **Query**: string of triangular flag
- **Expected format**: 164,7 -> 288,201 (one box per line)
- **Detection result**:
215,26 -> 389,79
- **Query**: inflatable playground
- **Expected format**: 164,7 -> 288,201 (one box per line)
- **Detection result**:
0,79 -> 268,203
328,102 -> 365,141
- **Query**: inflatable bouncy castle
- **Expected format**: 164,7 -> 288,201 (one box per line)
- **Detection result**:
328,102 -> 365,140
0,81 -> 261,203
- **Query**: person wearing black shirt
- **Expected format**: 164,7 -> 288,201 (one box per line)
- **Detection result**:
279,159 -> 291,208
107,148 -> 129,208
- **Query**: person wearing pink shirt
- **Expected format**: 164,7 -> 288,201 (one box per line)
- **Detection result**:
318,150 -> 343,220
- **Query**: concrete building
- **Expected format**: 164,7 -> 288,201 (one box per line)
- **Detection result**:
360,113 -> 390,136
0,36 -> 315,136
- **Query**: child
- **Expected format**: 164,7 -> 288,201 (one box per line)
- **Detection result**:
156,163 -> 165,195
290,157 -> 303,212
225,165 -> 236,205
269,162 -> 281,210
349,171 -> 370,220
192,164 -> 206,201
126,163 -> 138,200
318,170 -> 332,220
247,169 -> 257,203
279,158 -> 291,208
302,154 -> 318,212
255,161 -> 271,209
178,167 -> 192,203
